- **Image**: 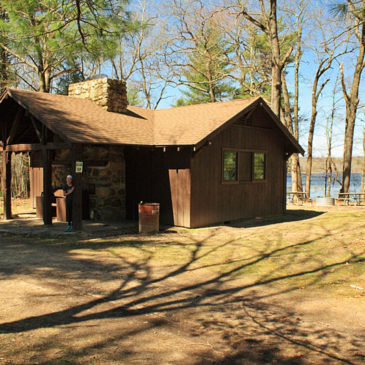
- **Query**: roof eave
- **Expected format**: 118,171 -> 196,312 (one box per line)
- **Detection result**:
5,89 -> 72,144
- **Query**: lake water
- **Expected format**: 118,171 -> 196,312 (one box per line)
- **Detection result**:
287,173 -> 362,198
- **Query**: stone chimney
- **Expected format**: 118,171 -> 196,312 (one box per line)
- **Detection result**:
68,78 -> 128,113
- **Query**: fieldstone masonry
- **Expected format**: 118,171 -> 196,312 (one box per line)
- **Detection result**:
68,78 -> 128,113
52,145 -> 126,222
53,77 -> 129,222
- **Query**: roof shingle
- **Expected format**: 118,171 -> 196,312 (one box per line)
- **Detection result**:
3,88 -> 303,154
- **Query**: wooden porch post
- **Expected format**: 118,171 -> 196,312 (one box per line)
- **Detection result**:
283,152 -> 290,214
42,148 -> 52,225
72,144 -> 83,231
2,150 -> 12,219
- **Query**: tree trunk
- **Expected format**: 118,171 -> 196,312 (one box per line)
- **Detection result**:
209,83 -> 216,103
361,128 -> 365,202
281,71 -> 302,198
2,150 -> 12,219
326,87 -> 334,197
0,7 -> 8,90
342,104 -> 358,193
0,46 -> 7,90
270,63 -> 281,117
296,157 -> 303,191
290,155 -> 298,195
39,70 -> 51,93
305,109 -> 316,198
268,0 -> 281,118
341,2 -> 365,193
239,0 -> 284,118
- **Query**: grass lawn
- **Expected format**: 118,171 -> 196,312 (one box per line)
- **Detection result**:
0,208 -> 364,364
62,208 -> 365,298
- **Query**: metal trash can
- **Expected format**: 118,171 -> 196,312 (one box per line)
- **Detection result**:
138,202 -> 160,233
316,197 -> 335,206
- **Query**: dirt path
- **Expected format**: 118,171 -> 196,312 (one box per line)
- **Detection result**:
0,219 -> 364,364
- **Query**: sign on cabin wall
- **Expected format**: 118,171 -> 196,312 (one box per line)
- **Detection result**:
75,161 -> 83,173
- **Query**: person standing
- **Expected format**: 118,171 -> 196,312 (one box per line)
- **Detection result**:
63,175 -> 74,232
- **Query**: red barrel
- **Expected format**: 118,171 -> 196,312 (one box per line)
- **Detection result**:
138,202 -> 160,233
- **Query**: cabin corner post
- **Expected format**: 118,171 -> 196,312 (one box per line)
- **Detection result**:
72,144 -> 83,231
283,152 -> 290,214
2,149 -> 12,219
42,147 -> 53,225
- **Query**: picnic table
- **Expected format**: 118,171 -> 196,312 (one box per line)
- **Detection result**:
287,191 -> 308,203
337,193 -> 365,206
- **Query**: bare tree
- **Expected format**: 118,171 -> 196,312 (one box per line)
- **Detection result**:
109,0 -> 170,109
325,75 -> 342,197
237,0 -> 293,117
217,12 -> 272,98
361,127 -> 365,199
305,9 -> 349,199
280,0 -> 306,197
163,0 -> 235,104
337,0 -> 365,193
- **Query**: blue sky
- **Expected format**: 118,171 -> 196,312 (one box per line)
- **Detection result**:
124,0 -> 364,159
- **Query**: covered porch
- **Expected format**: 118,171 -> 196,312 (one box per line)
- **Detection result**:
0,91 -> 85,230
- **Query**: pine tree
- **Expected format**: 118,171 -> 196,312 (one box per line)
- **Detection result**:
0,0 -> 134,92
174,26 -> 236,106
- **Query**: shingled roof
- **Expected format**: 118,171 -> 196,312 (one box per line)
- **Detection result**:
2,88 -> 303,154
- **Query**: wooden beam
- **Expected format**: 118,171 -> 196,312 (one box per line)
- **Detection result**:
15,124 -> 35,143
6,108 -> 25,145
30,115 -> 43,142
42,148 -> 53,225
0,142 -> 71,152
72,144 -> 83,231
2,150 -> 12,219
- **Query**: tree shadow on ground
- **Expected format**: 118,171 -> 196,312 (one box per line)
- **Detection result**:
0,218 -> 364,364
225,210 -> 325,229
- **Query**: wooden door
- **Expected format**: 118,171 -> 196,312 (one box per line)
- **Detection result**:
169,169 -> 191,227
29,167 -> 43,209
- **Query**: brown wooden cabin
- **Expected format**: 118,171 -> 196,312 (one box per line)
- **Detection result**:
0,78 -> 303,229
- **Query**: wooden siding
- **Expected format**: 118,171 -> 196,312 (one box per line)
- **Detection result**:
190,107 -> 286,228
125,148 -> 191,226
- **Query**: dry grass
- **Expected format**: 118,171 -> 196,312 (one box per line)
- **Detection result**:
67,209 -> 365,299
0,198 -> 34,217
0,208 -> 364,364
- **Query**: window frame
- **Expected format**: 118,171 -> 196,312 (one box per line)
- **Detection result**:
252,152 -> 266,181
222,150 -> 239,184
221,148 -> 267,184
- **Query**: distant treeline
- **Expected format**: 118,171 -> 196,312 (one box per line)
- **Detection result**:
296,157 -> 364,174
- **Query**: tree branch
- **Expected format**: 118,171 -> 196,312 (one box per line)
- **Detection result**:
0,42 -> 38,71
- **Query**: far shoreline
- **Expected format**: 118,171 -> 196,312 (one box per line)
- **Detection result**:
294,156 -> 364,174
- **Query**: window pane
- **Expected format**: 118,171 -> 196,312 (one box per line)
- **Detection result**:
223,151 -> 238,181
253,153 -> 265,180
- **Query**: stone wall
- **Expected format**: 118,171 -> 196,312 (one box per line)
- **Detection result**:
68,78 -> 128,113
52,145 -> 126,222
